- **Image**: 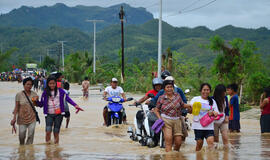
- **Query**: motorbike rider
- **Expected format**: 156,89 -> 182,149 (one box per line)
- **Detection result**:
103,78 -> 127,126
129,78 -> 163,146
132,78 -> 163,105
151,71 -> 187,104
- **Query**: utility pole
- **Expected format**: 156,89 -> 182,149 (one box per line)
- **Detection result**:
119,6 -> 125,83
46,48 -> 49,56
85,20 -> 104,74
0,42 -> 2,54
157,0 -> 162,78
58,41 -> 66,72
39,53 -> 42,64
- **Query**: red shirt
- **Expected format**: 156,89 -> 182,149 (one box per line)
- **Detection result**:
262,97 -> 270,115
57,82 -> 62,88
145,89 -> 158,97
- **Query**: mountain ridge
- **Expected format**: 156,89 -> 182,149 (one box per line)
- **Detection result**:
1,19 -> 270,66
0,3 -> 153,32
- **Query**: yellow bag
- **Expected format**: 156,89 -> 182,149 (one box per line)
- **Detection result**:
192,102 -> 202,116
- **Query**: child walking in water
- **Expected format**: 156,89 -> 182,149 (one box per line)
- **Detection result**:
37,76 -> 84,144
63,82 -> 71,128
82,77 -> 90,99
227,84 -> 240,133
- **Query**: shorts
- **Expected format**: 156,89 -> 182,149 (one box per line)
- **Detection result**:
194,129 -> 214,140
45,114 -> 63,133
162,117 -> 183,136
260,114 -> 270,133
64,111 -> 70,118
214,122 -> 228,137
229,120 -> 241,131
83,91 -> 89,97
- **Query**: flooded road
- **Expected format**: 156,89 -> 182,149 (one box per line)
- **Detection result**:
0,82 -> 269,160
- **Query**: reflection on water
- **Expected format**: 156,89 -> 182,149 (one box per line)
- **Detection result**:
9,145 -> 36,160
45,145 -> 65,160
229,134 -> 241,149
0,82 -> 269,160
261,134 -> 270,158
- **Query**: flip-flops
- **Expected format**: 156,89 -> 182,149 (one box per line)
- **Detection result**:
152,119 -> 164,134
192,102 -> 202,116
12,124 -> 16,134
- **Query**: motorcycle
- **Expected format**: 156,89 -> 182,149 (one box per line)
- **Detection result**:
128,89 -> 192,148
127,94 -> 162,148
105,96 -> 133,126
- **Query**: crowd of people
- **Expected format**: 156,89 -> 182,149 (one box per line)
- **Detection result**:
0,72 -> 22,82
9,70 -> 270,153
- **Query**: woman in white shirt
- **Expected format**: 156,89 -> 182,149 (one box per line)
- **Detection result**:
190,83 -> 219,151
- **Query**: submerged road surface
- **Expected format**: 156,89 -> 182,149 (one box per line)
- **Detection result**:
0,82 -> 269,160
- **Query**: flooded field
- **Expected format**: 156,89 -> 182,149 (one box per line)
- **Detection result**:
0,82 -> 269,160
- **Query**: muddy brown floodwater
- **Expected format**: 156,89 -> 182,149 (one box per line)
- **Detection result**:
0,82 -> 270,160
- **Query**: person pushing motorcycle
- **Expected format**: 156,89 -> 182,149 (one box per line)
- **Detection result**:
132,78 -> 163,106
150,71 -> 191,141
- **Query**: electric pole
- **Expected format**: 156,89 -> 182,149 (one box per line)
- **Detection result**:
158,0 -> 163,78
39,53 -> 42,64
58,41 -> 66,72
119,6 -> 125,83
86,20 -> 104,74
0,42 -> 2,54
46,48 -> 49,56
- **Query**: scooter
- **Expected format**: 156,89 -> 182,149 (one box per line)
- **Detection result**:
127,94 -> 162,148
106,96 -> 133,126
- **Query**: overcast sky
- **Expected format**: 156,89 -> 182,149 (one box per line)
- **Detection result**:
0,0 -> 270,30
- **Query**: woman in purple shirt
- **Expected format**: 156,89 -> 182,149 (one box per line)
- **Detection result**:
37,76 -> 83,144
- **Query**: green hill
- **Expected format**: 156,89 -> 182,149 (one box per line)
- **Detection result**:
1,19 -> 270,66
0,3 -> 153,32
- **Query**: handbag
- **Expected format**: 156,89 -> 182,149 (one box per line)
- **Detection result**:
23,91 -> 40,124
200,105 -> 214,127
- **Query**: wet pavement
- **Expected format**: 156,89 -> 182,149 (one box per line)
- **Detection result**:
0,81 -> 269,160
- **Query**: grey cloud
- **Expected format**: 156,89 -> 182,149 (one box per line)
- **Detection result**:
0,0 -> 269,29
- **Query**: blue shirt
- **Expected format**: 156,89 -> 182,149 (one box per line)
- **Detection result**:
151,87 -> 187,105
43,79 -> 47,89
229,94 -> 240,120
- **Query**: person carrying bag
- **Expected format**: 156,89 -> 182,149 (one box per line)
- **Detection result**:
10,77 -> 39,145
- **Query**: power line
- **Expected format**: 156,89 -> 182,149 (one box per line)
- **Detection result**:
180,0 -> 218,14
180,0 -> 203,12
166,0 -> 218,18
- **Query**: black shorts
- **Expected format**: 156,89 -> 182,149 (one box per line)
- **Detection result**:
64,111 -> 70,118
194,129 -> 214,140
45,114 -> 63,133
